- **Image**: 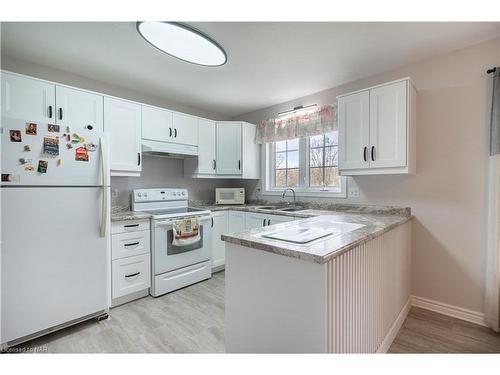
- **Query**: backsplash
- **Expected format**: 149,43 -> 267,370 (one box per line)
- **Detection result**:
111,155 -> 244,208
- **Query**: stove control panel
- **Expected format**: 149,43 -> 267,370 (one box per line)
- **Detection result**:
133,188 -> 188,202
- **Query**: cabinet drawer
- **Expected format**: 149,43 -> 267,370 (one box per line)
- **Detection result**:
112,254 -> 151,299
112,219 -> 150,234
112,230 -> 150,260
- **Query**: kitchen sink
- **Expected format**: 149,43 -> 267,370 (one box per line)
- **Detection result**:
257,206 -> 277,210
277,206 -> 307,212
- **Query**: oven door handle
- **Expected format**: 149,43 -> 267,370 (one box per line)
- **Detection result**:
155,215 -> 212,227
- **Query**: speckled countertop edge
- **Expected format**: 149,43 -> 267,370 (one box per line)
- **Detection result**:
221,214 -> 413,264
111,205 -> 152,222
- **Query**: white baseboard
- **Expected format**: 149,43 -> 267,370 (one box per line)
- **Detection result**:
412,296 -> 486,327
377,297 -> 412,353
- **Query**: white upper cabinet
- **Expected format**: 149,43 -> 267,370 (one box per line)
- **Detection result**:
141,105 -> 173,142
104,97 -> 142,176
1,72 -> 56,123
338,90 -> 370,170
337,78 -> 416,175
55,86 -> 103,132
197,119 -> 217,174
172,112 -> 198,146
141,107 -> 198,146
184,121 -> 260,179
216,121 -> 242,175
369,81 -> 407,169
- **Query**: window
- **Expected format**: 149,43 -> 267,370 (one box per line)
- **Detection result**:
274,138 -> 299,187
309,133 -> 339,188
264,131 -> 346,198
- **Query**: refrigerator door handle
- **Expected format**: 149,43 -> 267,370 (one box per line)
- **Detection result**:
100,136 -> 109,238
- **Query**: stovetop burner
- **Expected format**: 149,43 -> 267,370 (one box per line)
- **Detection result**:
131,188 -> 211,220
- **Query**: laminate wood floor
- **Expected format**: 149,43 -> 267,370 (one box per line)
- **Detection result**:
10,271 -> 500,353
14,271 -> 225,353
389,307 -> 500,353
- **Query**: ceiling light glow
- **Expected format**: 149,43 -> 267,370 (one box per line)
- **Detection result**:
137,22 -> 227,67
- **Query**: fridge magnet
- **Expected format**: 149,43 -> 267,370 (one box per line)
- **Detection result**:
48,124 -> 60,133
57,158 -> 62,166
75,146 -> 89,162
66,126 -> 71,133
25,122 -> 37,135
66,143 -> 73,149
43,136 -> 60,156
1,173 -> 19,182
24,144 -> 31,152
85,142 -> 98,152
37,160 -> 48,174
19,158 -> 32,165
9,130 -> 22,142
24,163 -> 35,172
71,133 -> 85,144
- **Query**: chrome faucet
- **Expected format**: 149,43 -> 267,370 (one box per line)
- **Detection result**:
281,188 -> 296,205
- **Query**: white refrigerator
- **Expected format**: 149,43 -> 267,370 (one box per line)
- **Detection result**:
1,116 -> 110,347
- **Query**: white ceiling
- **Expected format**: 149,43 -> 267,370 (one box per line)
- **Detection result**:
2,22 -> 499,117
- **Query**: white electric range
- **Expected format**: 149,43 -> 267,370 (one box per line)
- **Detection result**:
131,188 -> 212,297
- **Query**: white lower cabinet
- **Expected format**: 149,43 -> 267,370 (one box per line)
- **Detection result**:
211,211 -> 228,271
245,212 -> 270,230
112,254 -> 151,300
228,211 -> 246,233
245,212 -> 295,230
111,219 -> 151,307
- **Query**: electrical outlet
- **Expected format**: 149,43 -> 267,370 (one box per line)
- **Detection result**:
348,187 -> 360,198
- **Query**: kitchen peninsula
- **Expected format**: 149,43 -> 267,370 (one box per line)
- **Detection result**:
221,206 -> 412,353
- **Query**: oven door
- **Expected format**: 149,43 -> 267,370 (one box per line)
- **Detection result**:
152,215 -> 212,275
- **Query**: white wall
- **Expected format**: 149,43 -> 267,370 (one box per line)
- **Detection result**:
235,37 -> 500,314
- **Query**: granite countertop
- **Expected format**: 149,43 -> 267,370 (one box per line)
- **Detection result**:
111,206 -> 152,222
220,210 -> 412,264
190,201 -> 412,264
111,201 -> 412,264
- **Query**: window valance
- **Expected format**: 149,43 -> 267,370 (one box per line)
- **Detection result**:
255,104 -> 338,144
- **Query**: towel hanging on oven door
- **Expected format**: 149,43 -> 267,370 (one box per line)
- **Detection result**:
172,217 -> 201,246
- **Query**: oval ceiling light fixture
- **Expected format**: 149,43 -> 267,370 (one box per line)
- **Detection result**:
136,21 -> 227,67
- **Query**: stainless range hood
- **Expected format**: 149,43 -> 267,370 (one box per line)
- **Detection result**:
142,139 -> 198,159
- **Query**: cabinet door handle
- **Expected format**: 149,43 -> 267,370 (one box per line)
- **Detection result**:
125,272 -> 140,278
58,108 -> 63,120
169,128 -> 172,137
124,242 -> 140,247
363,146 -> 368,162
263,219 -> 266,226
267,219 -> 271,226
213,159 -> 216,170
238,160 -> 241,170
371,146 -> 375,161
137,153 -> 141,166
211,217 -> 214,227
174,128 -> 177,138
48,105 -> 53,118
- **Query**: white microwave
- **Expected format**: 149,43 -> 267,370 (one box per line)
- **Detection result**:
215,188 -> 245,205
